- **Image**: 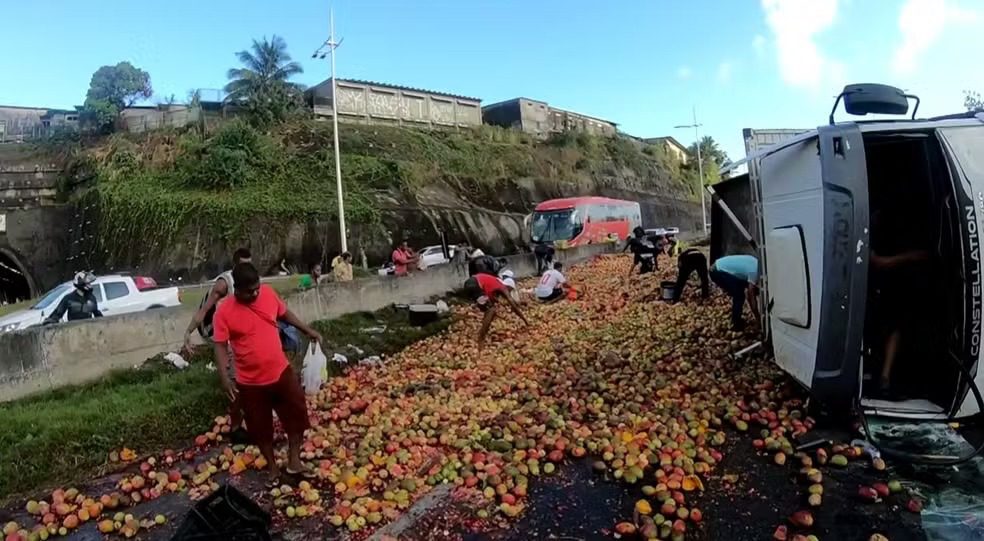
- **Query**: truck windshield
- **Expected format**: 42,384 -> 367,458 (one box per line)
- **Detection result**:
940,126 -> 984,188
531,209 -> 581,242
31,283 -> 71,310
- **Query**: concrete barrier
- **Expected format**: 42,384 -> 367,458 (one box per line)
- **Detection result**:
0,244 -> 613,402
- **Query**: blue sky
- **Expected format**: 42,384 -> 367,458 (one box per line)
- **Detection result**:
1,0 -> 981,159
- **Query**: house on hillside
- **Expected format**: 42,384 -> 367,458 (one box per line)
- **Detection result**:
643,136 -> 690,164
120,99 -> 231,134
0,105 -> 79,142
481,97 -> 617,138
308,78 -> 482,128
40,109 -> 80,133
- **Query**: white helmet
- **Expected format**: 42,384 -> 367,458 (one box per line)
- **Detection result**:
470,249 -> 485,259
73,271 -> 96,291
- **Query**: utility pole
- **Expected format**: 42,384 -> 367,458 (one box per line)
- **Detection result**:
313,8 -> 347,252
675,106 -> 707,236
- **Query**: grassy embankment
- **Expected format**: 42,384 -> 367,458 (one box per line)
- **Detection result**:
73,120 -> 696,272
0,306 -> 452,502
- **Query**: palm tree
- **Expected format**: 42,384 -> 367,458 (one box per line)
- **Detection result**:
688,136 -> 729,168
224,35 -> 304,105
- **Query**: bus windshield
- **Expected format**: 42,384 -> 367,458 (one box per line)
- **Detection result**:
531,209 -> 581,242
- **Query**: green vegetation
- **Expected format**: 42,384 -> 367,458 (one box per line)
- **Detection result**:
0,355 -> 224,501
312,307 -> 453,368
0,305 -> 452,501
72,119 -> 695,268
966,90 -> 983,112
81,62 -> 153,133
224,35 -> 306,127
687,135 -> 730,185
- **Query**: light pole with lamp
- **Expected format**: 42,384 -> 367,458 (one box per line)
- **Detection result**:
674,106 -> 707,236
312,8 -> 347,252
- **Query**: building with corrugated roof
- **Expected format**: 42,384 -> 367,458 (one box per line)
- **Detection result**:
481,97 -> 617,138
308,78 -> 482,128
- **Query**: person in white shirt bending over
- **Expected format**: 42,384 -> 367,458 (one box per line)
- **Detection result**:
535,262 -> 569,303
498,269 -> 522,303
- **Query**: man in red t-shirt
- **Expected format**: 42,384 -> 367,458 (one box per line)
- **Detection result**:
213,263 -> 322,483
464,273 -> 530,348
391,241 -> 418,277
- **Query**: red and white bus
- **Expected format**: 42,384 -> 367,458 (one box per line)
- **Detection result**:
529,197 -> 642,247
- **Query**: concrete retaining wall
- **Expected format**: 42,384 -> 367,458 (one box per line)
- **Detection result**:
0,244 -> 613,402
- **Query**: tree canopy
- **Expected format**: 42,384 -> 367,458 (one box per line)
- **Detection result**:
81,62 -> 153,132
225,35 -> 305,126
966,91 -> 983,112
687,136 -> 729,169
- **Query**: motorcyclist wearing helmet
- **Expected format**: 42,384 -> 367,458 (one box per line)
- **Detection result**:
623,226 -> 659,275
43,271 -> 103,324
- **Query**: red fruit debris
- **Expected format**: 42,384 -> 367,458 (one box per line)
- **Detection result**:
789,510 -> 814,528
873,483 -> 890,498
858,486 -> 879,502
774,524 -> 789,540
614,522 -> 637,535
907,498 -> 924,513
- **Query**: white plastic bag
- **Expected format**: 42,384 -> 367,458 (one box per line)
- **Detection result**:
164,352 -> 189,369
302,342 -> 328,395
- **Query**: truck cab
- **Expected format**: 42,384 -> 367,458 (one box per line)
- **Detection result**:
718,84 -> 984,423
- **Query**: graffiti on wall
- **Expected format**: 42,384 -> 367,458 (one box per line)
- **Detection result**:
336,86 -> 366,115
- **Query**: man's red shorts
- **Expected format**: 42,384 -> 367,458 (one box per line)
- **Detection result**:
237,365 -> 310,447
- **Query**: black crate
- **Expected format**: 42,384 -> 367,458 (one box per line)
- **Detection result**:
170,484 -> 272,541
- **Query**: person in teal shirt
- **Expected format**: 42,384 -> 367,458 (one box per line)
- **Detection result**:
710,254 -> 761,331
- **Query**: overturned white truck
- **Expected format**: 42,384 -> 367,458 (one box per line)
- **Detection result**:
712,84 -> 984,432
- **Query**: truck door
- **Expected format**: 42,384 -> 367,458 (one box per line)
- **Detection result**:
811,124 -> 870,413
759,137 -> 826,390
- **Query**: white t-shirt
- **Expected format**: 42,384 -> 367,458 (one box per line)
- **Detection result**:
535,269 -> 566,298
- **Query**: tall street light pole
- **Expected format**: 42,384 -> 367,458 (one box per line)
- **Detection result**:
313,8 -> 347,252
675,106 -> 707,236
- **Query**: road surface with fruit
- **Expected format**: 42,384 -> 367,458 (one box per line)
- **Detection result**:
1,254 -> 936,540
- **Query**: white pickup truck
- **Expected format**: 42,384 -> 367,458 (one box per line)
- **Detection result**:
0,275 -> 181,333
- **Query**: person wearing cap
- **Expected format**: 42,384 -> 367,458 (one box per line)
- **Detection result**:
43,271 -> 103,324
498,268 -> 521,303
463,273 -> 530,348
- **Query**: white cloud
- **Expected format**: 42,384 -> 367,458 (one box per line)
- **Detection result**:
676,66 -> 693,80
717,62 -> 734,84
892,0 -> 979,75
752,34 -> 767,58
761,0 -> 840,89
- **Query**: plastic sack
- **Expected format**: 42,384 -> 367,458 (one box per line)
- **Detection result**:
164,352 -> 189,369
302,343 -> 328,395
